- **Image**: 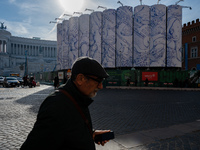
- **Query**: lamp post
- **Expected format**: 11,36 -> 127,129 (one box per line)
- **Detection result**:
85,8 -> 94,12
117,1 -> 123,6
24,50 -> 28,77
97,6 -> 107,10
49,21 -> 57,24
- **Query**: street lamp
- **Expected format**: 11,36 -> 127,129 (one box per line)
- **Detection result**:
175,0 -> 184,5
97,6 -> 107,10
157,0 -> 161,4
117,1 -> 123,6
73,12 -> 83,15
64,14 -> 72,17
182,6 -> 192,10
85,8 -> 94,12
55,18 -> 64,20
49,21 -> 57,24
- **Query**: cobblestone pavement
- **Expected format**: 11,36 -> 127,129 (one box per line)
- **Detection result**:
0,85 -> 200,149
0,85 -> 54,150
92,89 -> 200,150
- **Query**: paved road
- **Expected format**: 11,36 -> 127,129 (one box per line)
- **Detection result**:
93,88 -> 200,150
0,85 -> 200,149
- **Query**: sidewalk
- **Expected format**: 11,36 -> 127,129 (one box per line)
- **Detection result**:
96,121 -> 200,150
106,86 -> 200,91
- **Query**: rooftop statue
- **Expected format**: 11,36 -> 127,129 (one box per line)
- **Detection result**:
0,22 -> 7,30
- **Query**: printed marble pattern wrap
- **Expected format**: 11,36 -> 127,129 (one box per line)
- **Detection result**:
69,17 -> 79,68
89,12 -> 102,63
133,5 -> 150,67
57,23 -> 63,70
79,14 -> 90,57
116,6 -> 133,67
167,5 -> 182,67
62,20 -> 69,69
150,4 -> 166,67
102,9 -> 116,68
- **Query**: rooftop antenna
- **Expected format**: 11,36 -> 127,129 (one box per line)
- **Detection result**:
175,0 -> 184,5
157,0 -> 161,4
97,6 -> 107,10
117,1 -> 123,6
55,18 -> 64,20
139,0 -> 142,5
49,21 -> 57,24
182,6 -> 192,10
85,8 -> 94,12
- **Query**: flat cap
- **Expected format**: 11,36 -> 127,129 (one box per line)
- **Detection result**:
72,57 -> 109,78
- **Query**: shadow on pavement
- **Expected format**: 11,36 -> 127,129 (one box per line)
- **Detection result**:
15,86 -> 54,113
90,89 -> 200,136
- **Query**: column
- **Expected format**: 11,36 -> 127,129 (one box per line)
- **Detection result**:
69,17 -> 78,67
116,6 -> 133,67
2,41 -> 4,53
167,5 -> 182,67
4,41 -> 7,53
150,4 -> 167,67
133,5 -> 150,67
89,11 -> 102,63
102,9 -> 116,68
0,40 -> 2,53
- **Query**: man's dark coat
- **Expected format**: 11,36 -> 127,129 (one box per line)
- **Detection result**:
20,79 -> 95,150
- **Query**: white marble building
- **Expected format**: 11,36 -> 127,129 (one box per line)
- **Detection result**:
0,23 -> 57,76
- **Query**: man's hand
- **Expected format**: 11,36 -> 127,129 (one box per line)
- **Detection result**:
93,130 -> 111,146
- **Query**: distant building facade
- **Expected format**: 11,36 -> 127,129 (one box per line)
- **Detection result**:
182,18 -> 200,70
0,23 -> 57,76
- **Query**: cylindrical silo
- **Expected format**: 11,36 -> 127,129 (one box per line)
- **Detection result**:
57,23 -> 63,70
62,20 -> 69,69
69,17 -> 79,68
102,9 -> 116,68
149,4 -> 166,67
89,11 -> 102,63
167,5 -> 182,67
133,5 -> 150,67
116,6 -> 133,67
79,14 -> 90,57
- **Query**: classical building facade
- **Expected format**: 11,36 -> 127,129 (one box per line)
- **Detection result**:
0,23 -> 57,76
182,18 -> 200,70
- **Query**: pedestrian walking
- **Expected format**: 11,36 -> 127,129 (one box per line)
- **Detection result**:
145,78 -> 149,86
53,76 -> 59,89
20,57 -> 111,150
126,77 -> 130,86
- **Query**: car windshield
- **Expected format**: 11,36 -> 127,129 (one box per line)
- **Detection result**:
6,77 -> 17,80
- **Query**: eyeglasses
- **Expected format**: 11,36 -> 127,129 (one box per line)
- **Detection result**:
84,75 -> 104,85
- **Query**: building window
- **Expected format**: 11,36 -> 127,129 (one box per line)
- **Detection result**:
191,47 -> 198,58
192,36 -> 196,42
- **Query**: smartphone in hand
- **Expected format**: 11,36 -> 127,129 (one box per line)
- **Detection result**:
94,131 -> 115,143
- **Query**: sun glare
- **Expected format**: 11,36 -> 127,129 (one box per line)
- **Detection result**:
59,0 -> 84,13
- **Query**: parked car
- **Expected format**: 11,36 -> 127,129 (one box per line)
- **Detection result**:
0,76 -> 4,85
3,77 -> 20,87
16,77 -> 24,85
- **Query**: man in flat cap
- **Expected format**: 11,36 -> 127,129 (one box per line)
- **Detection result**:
21,57 -> 110,150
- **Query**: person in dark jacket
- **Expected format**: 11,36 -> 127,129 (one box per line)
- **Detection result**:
53,76 -> 59,89
20,57 -> 110,150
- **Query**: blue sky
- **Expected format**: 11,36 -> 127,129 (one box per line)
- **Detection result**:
0,0 -> 198,41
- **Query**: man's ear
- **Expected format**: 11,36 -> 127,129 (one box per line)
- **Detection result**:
75,74 -> 85,86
